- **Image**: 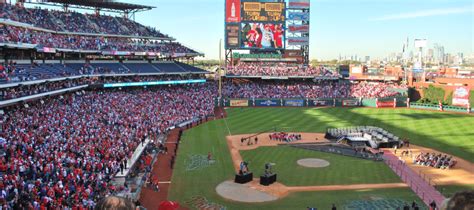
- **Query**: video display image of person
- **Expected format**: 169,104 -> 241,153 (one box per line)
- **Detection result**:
241,23 -> 284,49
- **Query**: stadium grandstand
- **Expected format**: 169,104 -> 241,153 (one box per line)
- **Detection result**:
0,0 -> 471,210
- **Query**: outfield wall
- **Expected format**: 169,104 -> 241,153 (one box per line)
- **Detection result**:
214,97 -> 472,114
215,97 -> 408,108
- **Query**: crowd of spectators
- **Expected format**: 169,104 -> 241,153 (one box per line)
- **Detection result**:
0,74 -> 206,100
223,80 -> 404,99
0,83 -> 216,209
269,132 -> 302,142
0,3 -> 166,37
413,152 -> 457,169
0,25 -> 196,54
226,62 -> 340,77
0,78 -> 89,101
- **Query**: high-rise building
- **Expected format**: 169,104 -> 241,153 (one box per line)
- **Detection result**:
433,43 -> 445,64
427,49 -> 434,63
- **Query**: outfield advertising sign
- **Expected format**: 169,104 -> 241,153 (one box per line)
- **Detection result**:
377,101 -> 395,108
285,99 -> 304,107
311,100 -> 329,106
256,99 -> 280,106
230,99 -> 249,107
452,87 -> 470,107
342,99 -> 360,107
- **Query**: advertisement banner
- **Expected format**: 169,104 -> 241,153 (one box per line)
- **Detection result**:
42,47 -> 56,53
288,12 -> 309,21
376,101 -> 395,108
288,25 -> 309,33
242,2 -> 285,22
285,99 -> 304,107
225,24 -> 240,49
102,51 -> 131,56
342,99 -> 359,107
255,99 -> 280,107
287,37 -> 309,46
134,52 -> 147,56
452,87 -> 470,107
226,0 -> 241,23
241,22 -> 285,49
288,0 -> 310,9
233,53 -> 282,59
230,99 -> 249,107
312,100 -> 329,106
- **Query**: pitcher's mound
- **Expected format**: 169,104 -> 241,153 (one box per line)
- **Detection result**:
297,158 -> 330,168
216,180 -> 278,202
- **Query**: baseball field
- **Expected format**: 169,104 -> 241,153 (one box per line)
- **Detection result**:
168,107 -> 474,210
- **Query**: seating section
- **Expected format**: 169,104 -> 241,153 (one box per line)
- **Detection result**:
0,62 -> 208,83
122,63 -> 160,74
0,3 -> 166,37
0,25 -> 196,53
1,84 -> 216,209
226,62 -> 340,77
222,80 -> 406,99
176,62 -> 208,73
153,63 -> 186,73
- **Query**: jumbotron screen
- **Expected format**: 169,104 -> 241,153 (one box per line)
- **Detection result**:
241,23 -> 285,49
225,0 -> 286,50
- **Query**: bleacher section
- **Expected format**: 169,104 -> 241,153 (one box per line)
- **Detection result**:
325,126 -> 401,148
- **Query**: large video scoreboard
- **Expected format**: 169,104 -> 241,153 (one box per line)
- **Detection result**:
225,0 -> 286,50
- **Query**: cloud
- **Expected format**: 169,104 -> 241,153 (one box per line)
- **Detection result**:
371,6 -> 474,21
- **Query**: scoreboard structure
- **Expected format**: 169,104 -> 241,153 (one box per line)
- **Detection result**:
225,0 -> 310,65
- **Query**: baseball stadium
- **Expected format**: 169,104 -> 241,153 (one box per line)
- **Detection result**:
0,0 -> 473,210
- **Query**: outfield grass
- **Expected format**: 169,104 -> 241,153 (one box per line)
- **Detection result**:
168,107 -> 453,209
240,146 -> 400,186
226,108 -> 474,162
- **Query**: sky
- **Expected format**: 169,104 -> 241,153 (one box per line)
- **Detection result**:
24,0 -> 474,60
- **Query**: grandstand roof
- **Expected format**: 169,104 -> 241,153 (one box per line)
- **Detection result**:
34,0 -> 154,12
